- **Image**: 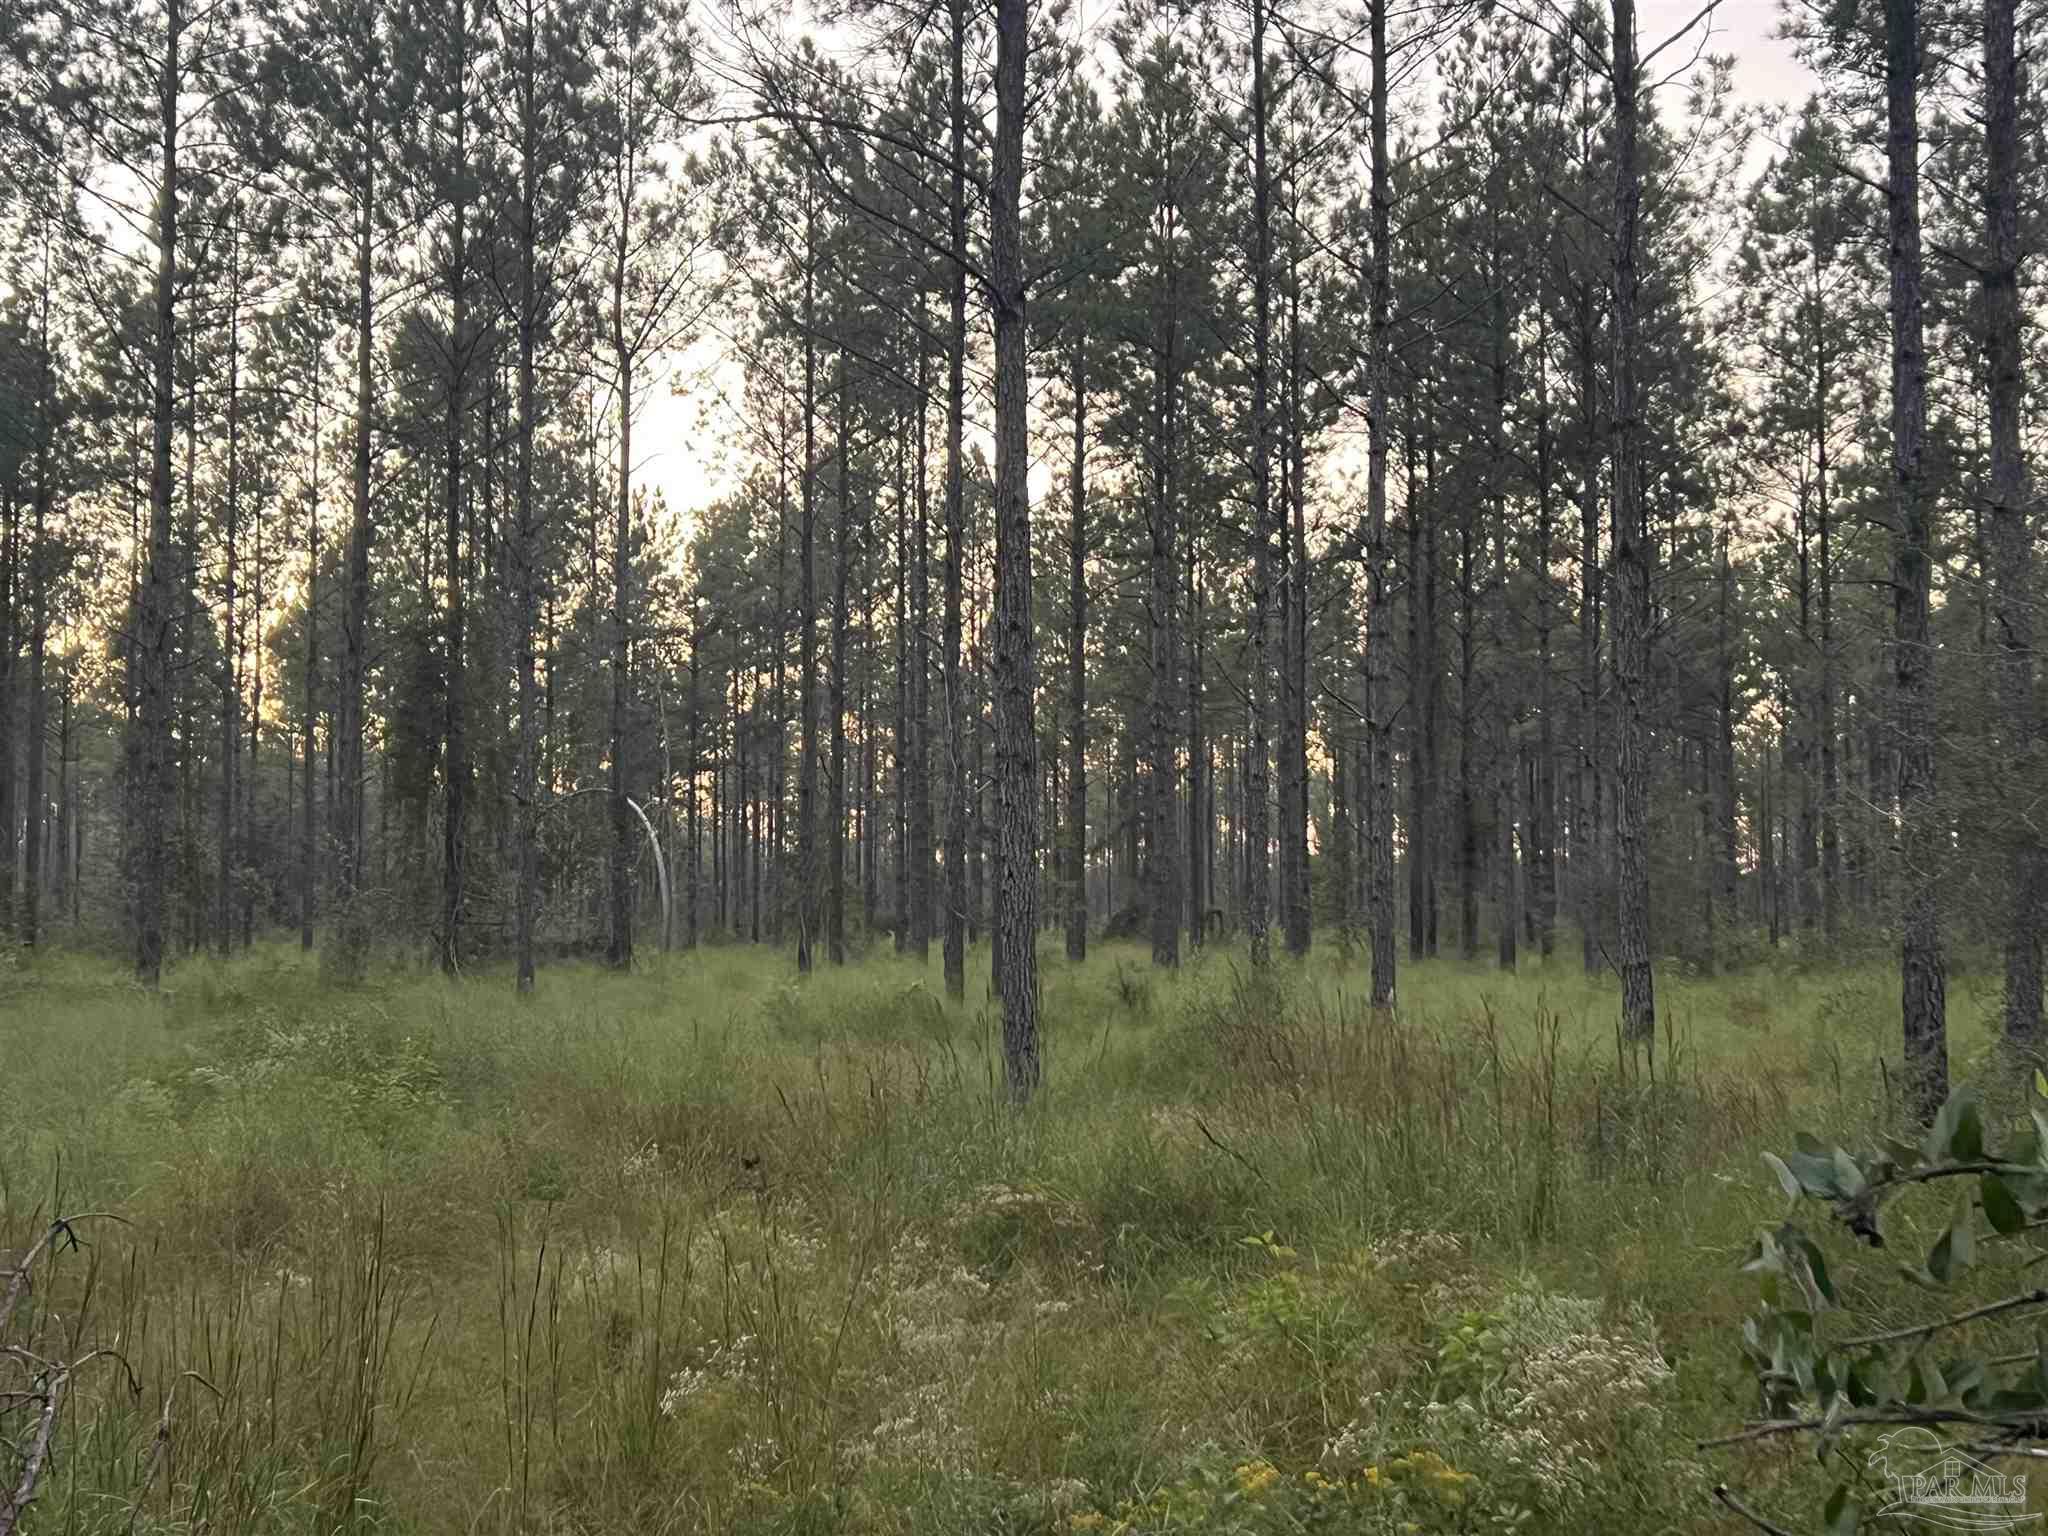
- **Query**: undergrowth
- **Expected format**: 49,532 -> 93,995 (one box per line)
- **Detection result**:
0,936 -> 2034,1532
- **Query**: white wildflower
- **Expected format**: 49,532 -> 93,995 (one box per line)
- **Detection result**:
658,1367 -> 711,1418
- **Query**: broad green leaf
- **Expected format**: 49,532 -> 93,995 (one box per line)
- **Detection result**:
1925,1090 -> 1983,1166
1786,1149 -> 1844,1197
1905,1357 -> 1948,1403
1792,1231 -> 1837,1306
1832,1149 -> 1868,1198
1764,1152 -> 1801,1202
1845,1357 -> 1881,1407
1981,1173 -> 2025,1235
1815,1392 -> 1846,1460
1951,1192 -> 1977,1270
1927,1226 -> 1957,1284
1952,1098 -> 1987,1162
1824,1481 -> 1860,1536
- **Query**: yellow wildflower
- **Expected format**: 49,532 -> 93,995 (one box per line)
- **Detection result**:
1234,1459 -> 1281,1496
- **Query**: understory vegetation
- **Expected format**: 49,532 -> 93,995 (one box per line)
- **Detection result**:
4,938 -> 2042,1533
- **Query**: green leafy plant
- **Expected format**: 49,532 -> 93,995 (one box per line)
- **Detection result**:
1711,1080 -> 2048,1533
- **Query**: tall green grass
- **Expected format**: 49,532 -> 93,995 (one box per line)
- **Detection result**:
0,936 -> 2034,1532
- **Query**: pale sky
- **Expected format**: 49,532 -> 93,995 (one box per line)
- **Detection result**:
633,0 -> 1819,528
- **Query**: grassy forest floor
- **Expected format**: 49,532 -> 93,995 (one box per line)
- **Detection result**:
3,935 -> 2045,1534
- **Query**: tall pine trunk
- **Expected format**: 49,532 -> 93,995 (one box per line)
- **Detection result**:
443,165 -> 470,974
214,221 -> 241,959
1146,315 -> 1180,968
1363,0 -> 1396,1003
1574,282 -> 1602,975
607,239 -> 634,970
331,132 -> 376,981
895,406 -> 911,953
1244,0 -> 1274,964
130,0 -> 181,985
911,343 -> 933,959
1611,0 -> 1655,1044
23,237 -> 55,950
797,211 -> 819,972
1,475 -> 16,940
989,0 -> 1039,1099
830,364 -> 851,966
302,351 -> 320,952
1984,0 -> 2038,1053
1066,334 -> 1088,962
1533,322 -> 1558,957
942,0 -> 970,998
1886,0 -> 1946,1112
512,8 -> 543,993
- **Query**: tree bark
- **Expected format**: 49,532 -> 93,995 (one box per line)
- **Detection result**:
1188,421 -> 1208,951
1147,288 -> 1181,969
1457,493 -> 1477,959
1574,279 -> 1602,976
797,204 -> 819,973
1066,333 -> 1088,963
512,5 -> 543,994
1885,0 -> 1947,1113
1817,306 -> 1839,944
23,235 -> 56,951
301,349 -> 320,953
1363,0 -> 1396,1003
687,615 -> 700,946
1533,315 -> 1558,957
1406,411 -> 1432,960
330,116 -> 376,982
1611,0 -> 1655,1045
1984,0 -> 2039,1054
989,0 -> 1039,1100
1716,527 -> 1740,945
607,232 -> 634,970
830,362 -> 852,966
0,472 -> 15,941
443,104 -> 471,976
941,0 -> 970,999
895,405 -> 910,953
1244,0 -> 1274,965
129,0 -> 181,985
911,339 -> 933,959
214,217 -> 241,960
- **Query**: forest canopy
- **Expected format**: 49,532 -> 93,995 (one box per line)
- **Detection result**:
0,0 -> 2043,1109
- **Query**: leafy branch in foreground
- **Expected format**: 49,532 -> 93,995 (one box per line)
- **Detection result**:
1706,1081 -> 2048,1534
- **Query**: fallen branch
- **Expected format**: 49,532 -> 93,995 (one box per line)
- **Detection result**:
1,1212 -> 128,1334
0,1347 -> 126,1536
